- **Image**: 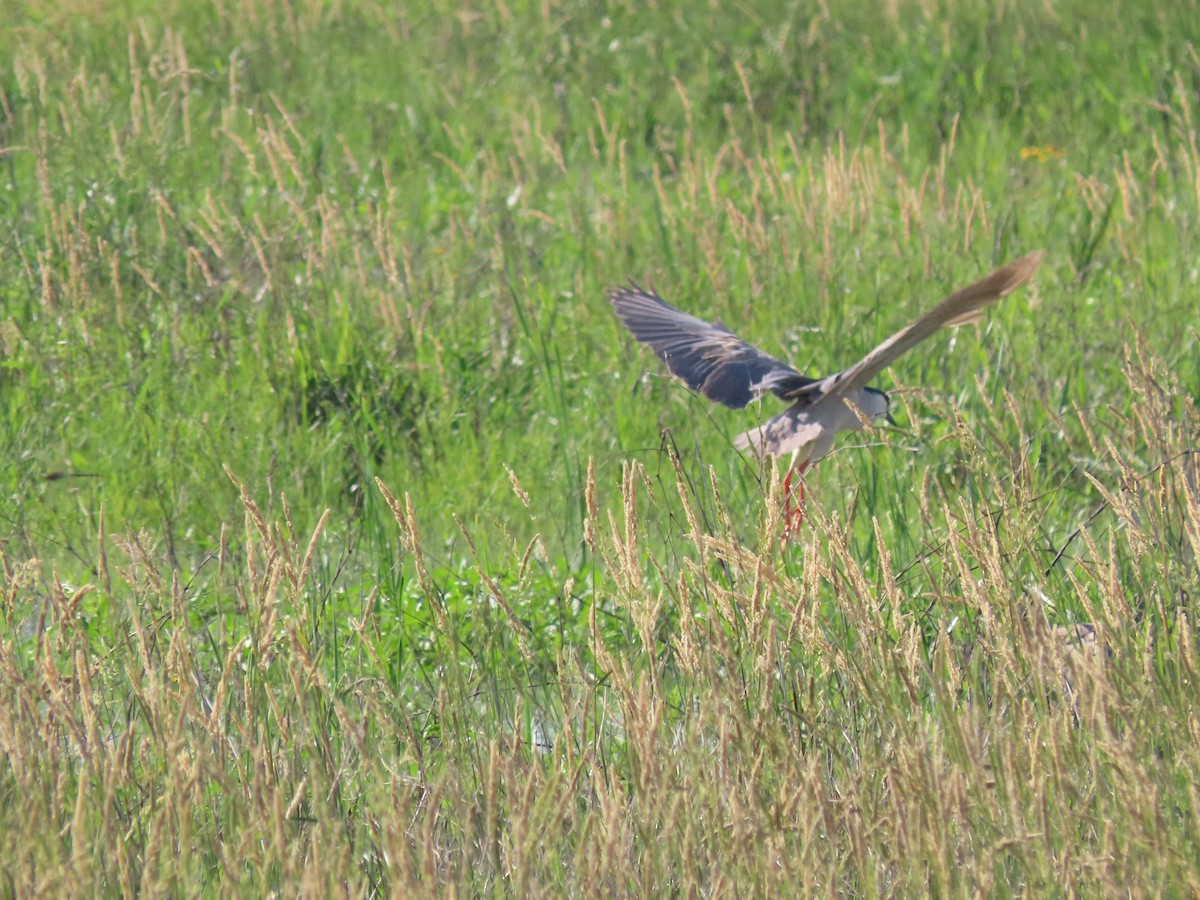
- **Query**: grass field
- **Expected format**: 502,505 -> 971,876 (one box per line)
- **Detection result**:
3,0 -> 1200,893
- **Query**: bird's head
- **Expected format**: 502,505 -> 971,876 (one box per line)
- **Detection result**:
861,387 -> 898,427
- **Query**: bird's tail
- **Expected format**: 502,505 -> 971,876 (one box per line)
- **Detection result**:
732,427 -> 764,455
734,407 -> 827,461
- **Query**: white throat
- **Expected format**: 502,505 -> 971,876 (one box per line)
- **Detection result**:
836,388 -> 889,433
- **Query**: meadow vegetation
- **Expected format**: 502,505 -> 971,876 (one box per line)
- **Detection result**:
2,0 -> 1199,893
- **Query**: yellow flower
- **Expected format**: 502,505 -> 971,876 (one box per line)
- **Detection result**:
1020,145 -> 1067,162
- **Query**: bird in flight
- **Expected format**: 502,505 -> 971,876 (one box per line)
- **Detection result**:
609,253 -> 1043,536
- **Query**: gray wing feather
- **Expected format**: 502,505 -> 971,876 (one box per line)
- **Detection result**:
803,252 -> 1043,398
609,283 -> 816,409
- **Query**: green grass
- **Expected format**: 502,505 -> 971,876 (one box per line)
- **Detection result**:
3,0 -> 1200,893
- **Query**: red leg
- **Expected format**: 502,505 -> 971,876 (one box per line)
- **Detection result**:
781,461 -> 810,543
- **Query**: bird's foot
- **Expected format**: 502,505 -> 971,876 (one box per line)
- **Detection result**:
780,464 -> 809,546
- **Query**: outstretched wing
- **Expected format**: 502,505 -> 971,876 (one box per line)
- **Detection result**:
608,282 -> 816,409
809,252 -> 1043,398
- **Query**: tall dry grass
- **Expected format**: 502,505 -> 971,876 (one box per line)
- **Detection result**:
3,342 -> 1198,893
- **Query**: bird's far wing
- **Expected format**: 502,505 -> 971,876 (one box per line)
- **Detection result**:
811,252 -> 1043,397
608,282 -> 817,409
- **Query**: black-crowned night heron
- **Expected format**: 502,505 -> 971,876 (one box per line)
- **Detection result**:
609,253 -> 1043,535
